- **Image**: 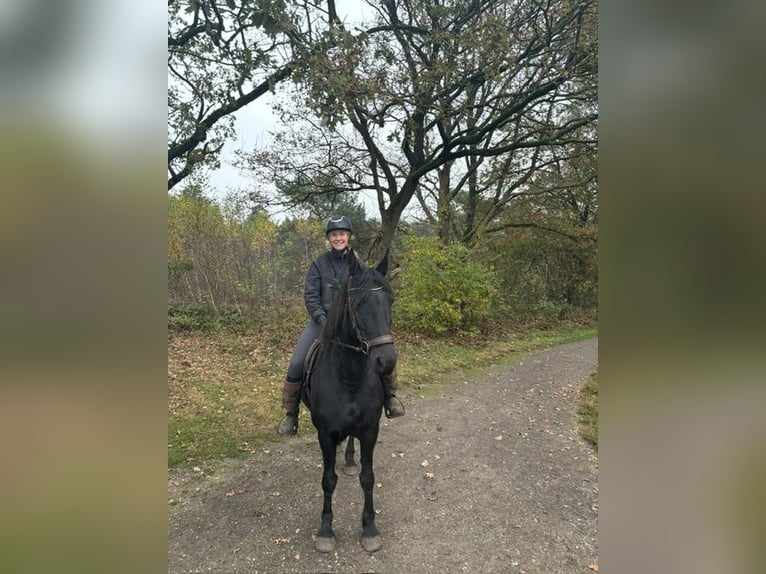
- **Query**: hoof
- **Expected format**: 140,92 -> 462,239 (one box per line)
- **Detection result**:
315,536 -> 336,553
360,535 -> 382,553
343,463 -> 359,477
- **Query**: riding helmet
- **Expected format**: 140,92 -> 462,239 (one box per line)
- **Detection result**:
325,215 -> 353,235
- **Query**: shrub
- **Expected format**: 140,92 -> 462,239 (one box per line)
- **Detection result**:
578,371 -> 598,450
168,304 -> 219,332
395,237 -> 497,336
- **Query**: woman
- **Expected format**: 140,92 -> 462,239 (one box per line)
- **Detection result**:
276,215 -> 405,435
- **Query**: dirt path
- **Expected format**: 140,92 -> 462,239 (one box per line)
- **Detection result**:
168,338 -> 598,573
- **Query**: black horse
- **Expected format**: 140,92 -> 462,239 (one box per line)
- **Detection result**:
302,248 -> 397,553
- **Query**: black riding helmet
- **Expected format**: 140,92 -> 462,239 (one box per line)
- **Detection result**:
325,215 -> 353,236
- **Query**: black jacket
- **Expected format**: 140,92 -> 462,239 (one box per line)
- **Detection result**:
304,249 -> 365,324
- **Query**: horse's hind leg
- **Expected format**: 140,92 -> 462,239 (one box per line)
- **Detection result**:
343,437 -> 359,476
315,432 -> 338,553
358,428 -> 382,552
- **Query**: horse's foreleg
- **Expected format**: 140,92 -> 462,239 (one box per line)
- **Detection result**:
358,428 -> 382,552
315,432 -> 338,553
343,437 -> 359,476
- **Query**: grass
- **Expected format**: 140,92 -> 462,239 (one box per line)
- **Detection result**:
168,322 -> 598,468
167,332 -> 287,468
577,371 -> 599,451
396,326 -> 597,397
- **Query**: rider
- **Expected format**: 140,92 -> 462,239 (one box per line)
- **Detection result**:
276,215 -> 405,435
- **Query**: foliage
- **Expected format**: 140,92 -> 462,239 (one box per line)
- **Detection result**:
168,1 -> 597,265
169,181 -> 400,316
167,0 -> 302,188
241,0 -> 598,257
577,371 -> 599,450
168,183 -> 596,331
168,184 -> 325,314
168,304 -> 219,332
395,237 -> 498,336
481,182 -> 598,326
168,188 -> 227,309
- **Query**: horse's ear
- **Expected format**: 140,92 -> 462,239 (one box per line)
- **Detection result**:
375,248 -> 390,277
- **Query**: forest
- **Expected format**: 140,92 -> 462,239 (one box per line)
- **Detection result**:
168,0 -> 598,334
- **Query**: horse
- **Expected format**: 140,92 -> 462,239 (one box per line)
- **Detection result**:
301,248 -> 397,553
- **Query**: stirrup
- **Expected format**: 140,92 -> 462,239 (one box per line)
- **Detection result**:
384,396 -> 405,419
276,413 -> 298,435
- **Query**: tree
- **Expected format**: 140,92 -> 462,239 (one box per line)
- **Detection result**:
482,156 -> 598,318
241,0 -> 597,258
168,0 -> 299,189
168,184 -> 228,310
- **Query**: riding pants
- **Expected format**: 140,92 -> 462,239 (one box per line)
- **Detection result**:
286,320 -> 323,383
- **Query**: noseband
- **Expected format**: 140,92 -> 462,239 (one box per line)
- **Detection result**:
333,284 -> 394,355
333,334 -> 394,355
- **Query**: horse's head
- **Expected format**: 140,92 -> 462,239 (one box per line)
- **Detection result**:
343,249 -> 397,375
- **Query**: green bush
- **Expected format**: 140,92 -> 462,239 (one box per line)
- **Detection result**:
577,371 -> 598,450
395,237 -> 497,336
168,304 -> 217,332
485,224 -> 598,324
167,304 -> 245,333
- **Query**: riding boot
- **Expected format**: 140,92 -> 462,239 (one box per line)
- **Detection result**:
382,372 -> 405,418
276,379 -> 301,435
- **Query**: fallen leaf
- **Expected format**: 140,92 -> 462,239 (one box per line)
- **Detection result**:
494,435 -> 503,441
420,460 -> 429,467
424,472 -> 434,479
588,564 -> 599,571
273,537 -> 290,545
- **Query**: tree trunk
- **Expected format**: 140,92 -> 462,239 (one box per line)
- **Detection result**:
437,163 -> 453,244
367,179 -> 418,262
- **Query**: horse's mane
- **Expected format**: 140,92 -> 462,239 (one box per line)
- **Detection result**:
318,274 -> 350,348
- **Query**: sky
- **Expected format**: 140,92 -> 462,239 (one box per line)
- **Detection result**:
207,95 -> 275,199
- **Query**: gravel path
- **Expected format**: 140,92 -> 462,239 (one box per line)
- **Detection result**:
168,338 -> 598,573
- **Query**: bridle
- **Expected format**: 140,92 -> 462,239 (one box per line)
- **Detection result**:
332,283 -> 394,355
